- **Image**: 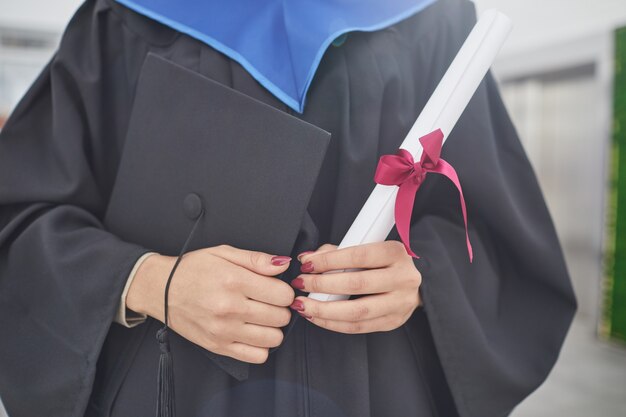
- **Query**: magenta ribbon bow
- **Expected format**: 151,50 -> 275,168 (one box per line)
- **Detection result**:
374,129 -> 473,262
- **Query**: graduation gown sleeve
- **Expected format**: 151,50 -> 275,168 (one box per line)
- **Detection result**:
0,2 -> 160,415
405,70 -> 578,417
0,1 -> 332,415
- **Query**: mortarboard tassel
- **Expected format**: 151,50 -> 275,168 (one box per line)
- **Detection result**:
156,327 -> 175,417
156,207 -> 205,417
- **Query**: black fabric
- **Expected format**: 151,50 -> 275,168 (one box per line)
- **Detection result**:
0,0 -> 576,416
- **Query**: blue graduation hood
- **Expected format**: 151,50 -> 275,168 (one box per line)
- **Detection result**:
115,0 -> 438,113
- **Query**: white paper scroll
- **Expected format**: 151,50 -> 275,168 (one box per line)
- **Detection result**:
308,9 -> 512,302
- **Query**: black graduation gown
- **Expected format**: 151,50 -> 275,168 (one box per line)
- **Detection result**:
0,0 -> 577,416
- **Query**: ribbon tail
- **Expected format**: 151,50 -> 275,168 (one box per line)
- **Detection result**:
431,159 -> 473,262
395,182 -> 420,259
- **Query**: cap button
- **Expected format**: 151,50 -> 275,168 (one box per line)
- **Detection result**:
183,193 -> 204,220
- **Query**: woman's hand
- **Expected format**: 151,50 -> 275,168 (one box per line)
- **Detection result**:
126,245 -> 295,364
289,241 -> 423,334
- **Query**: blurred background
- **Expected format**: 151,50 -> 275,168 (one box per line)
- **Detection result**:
1,0 -> 625,416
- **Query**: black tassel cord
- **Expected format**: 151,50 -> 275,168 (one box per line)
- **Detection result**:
156,209 -> 205,417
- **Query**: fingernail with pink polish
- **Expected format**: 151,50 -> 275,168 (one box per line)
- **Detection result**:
290,277 -> 305,290
271,256 -> 292,266
300,261 -> 314,273
290,299 -> 305,311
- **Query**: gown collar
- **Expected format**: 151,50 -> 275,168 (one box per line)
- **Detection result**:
115,0 -> 437,113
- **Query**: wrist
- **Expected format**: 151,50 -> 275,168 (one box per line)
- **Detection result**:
126,253 -> 175,322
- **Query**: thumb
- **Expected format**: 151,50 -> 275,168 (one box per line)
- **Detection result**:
208,244 -> 292,276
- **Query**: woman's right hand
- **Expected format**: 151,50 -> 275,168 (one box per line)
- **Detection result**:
126,245 -> 295,364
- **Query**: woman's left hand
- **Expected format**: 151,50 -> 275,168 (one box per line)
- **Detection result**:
289,241 -> 423,334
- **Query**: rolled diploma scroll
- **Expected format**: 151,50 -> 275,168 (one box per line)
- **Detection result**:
308,9 -> 512,302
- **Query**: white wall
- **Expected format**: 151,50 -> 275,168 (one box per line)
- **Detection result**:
474,0 -> 621,323
0,0 -> 82,32
474,0 -> 626,58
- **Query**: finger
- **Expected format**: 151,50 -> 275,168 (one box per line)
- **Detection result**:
238,272 -> 295,307
317,243 -> 338,251
230,323 -> 284,348
291,293 -> 407,321
208,244 -> 292,276
304,312 -> 412,334
297,243 -> 338,262
299,241 -> 407,273
225,342 -> 269,364
240,299 -> 292,327
292,267 -> 408,295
